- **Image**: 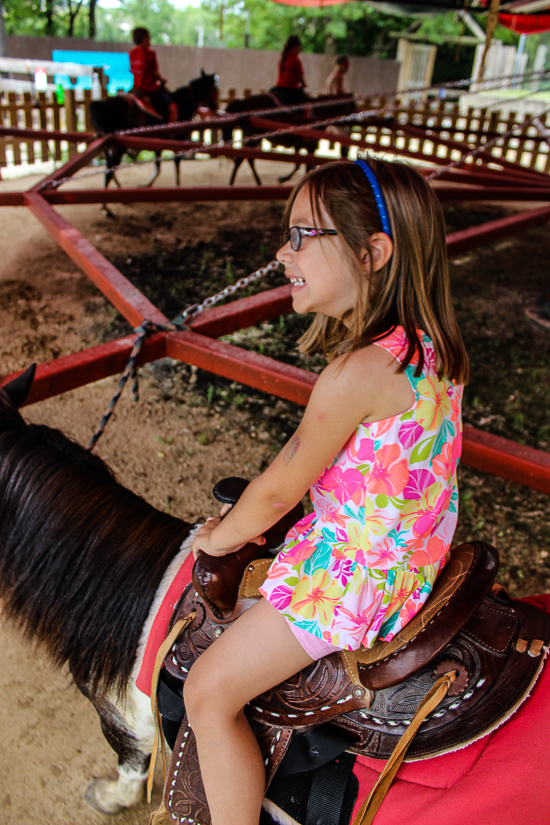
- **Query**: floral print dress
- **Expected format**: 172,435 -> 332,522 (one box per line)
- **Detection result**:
260,328 -> 463,651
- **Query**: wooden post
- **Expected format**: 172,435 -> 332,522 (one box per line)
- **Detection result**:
477,0 -> 500,82
64,88 -> 78,157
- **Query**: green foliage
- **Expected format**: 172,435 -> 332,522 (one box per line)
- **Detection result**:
194,0 -> 411,57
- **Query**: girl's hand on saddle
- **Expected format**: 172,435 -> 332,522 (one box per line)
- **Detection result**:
192,517 -> 266,558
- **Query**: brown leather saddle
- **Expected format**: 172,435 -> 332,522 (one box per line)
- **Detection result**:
148,478 -> 550,825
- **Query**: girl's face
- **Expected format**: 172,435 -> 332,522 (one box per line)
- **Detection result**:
277,187 -> 358,321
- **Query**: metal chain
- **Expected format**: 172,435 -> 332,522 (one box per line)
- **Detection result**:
113,68 -> 550,139
88,259 -> 281,449
39,68 -> 550,192
178,259 -> 281,321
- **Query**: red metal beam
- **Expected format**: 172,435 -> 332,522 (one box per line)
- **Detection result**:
118,112 -> 246,139
189,285 -> 292,337
393,120 -> 550,183
248,116 -> 359,148
462,425 -> 550,495
435,186 -> 550,201
0,333 -> 167,407
30,136 -> 109,192
0,192 -> 26,206
24,191 -> 167,327
165,329 -> 317,406
245,118 -> 550,187
446,203 -> 550,256
422,166 -> 550,189
4,181 -> 548,210
3,316 -> 549,494
0,126 -> 95,143
113,135 -> 328,168
40,186 -> 294,206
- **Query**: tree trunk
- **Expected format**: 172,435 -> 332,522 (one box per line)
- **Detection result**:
89,0 -> 97,39
66,0 -> 84,37
0,0 -> 7,57
45,0 -> 55,35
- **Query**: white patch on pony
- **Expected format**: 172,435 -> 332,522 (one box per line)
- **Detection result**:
105,527 -> 200,754
262,798 -> 301,825
85,763 -> 149,813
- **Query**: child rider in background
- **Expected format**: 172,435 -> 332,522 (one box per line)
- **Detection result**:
129,27 -> 176,121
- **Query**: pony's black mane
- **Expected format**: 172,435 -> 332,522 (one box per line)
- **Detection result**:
0,391 -> 191,700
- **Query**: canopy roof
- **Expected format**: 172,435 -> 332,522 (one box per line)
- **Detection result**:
270,0 -> 550,26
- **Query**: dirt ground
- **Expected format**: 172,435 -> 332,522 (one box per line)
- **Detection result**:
0,156 -> 549,824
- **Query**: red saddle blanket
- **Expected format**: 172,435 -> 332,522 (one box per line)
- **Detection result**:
352,593 -> 550,825
141,560 -> 550,825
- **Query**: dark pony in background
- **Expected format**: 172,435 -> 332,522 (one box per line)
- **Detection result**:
223,92 -> 355,185
89,71 -> 219,189
0,366 -> 194,814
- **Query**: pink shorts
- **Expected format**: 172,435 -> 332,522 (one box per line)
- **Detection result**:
286,619 -> 343,661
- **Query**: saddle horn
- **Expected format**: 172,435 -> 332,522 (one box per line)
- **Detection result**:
1,363 -> 36,408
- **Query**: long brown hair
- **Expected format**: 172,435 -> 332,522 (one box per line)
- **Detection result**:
283,158 -> 469,384
280,35 -> 301,70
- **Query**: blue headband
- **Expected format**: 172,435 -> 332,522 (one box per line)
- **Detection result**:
355,159 -> 392,241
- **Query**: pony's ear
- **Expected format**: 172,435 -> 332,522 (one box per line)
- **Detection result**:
201,68 -> 205,76
1,364 -> 36,408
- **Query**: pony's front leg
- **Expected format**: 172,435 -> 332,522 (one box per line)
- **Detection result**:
83,680 -> 155,814
143,152 -> 162,187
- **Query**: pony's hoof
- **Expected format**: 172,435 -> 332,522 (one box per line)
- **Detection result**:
84,779 -> 125,815
101,206 -> 115,218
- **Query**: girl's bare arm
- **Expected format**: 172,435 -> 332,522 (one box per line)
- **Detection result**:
192,348 -> 391,557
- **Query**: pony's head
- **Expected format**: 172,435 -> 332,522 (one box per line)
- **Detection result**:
190,71 -> 219,112
0,368 -> 191,700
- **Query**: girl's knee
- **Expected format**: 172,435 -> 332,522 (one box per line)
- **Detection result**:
184,660 -> 209,722
184,658 -> 237,727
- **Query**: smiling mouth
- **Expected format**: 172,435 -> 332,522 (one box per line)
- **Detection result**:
289,277 -> 306,286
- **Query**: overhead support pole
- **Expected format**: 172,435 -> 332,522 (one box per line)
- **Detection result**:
477,0 -> 500,82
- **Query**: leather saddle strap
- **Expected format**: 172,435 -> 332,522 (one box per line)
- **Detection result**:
352,670 -> 456,825
147,612 -> 196,803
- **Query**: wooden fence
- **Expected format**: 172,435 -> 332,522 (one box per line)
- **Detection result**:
1,91 -> 549,175
0,89 -> 95,170
352,97 -> 550,174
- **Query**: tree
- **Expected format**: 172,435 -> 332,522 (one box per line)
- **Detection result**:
89,0 -> 98,39
0,0 -> 7,56
66,0 -> 84,36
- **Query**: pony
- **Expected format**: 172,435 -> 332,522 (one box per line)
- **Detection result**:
2,366 -> 550,825
89,72 -> 219,190
0,365 -> 194,814
223,92 -> 355,186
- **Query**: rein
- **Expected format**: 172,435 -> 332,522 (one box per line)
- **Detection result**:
87,259 -> 281,449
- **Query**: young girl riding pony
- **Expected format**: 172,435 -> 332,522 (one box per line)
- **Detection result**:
188,157 -> 469,825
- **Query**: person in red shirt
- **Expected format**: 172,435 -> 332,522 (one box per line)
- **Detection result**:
272,36 -> 308,104
129,27 -> 174,120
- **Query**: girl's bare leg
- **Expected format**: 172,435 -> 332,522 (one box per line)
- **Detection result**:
184,597 -> 314,825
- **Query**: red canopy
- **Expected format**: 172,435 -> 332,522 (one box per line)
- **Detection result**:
270,0 -> 350,5
498,11 -> 550,32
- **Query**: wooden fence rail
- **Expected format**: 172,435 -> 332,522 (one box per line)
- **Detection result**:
0,89 -> 95,171
353,97 -> 550,174
1,91 -> 549,175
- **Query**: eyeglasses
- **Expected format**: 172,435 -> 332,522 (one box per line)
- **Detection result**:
287,226 -> 338,252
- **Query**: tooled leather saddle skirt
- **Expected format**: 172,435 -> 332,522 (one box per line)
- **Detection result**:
149,478 -> 550,825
